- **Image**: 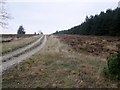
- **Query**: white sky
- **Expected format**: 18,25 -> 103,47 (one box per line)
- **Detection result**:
1,0 -> 119,34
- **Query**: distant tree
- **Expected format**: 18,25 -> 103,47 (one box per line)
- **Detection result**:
34,32 -> 36,35
38,30 -> 43,35
56,30 -> 59,33
17,25 -> 25,35
41,32 -> 43,35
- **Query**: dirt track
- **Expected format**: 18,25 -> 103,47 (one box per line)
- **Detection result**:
1,35 -> 43,61
2,35 -> 118,88
1,35 -> 47,72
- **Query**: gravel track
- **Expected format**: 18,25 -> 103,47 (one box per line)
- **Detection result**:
1,35 -> 47,73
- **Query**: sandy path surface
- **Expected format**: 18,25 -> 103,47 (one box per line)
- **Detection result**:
1,35 -> 43,62
1,35 -> 47,72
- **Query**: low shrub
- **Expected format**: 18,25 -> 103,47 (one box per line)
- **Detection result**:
103,50 -> 120,80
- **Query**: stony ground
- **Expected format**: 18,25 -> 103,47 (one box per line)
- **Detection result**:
2,35 -> 119,88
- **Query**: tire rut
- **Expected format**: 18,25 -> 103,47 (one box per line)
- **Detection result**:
1,35 -> 47,73
1,35 -> 43,62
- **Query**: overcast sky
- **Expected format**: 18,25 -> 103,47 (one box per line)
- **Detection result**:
1,0 -> 119,34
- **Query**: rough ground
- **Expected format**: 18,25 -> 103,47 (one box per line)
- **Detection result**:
58,35 -> 120,58
2,35 -> 118,88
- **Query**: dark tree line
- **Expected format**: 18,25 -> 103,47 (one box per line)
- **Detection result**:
54,8 -> 120,36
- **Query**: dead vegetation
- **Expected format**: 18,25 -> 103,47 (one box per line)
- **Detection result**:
58,35 -> 120,58
2,35 -> 118,88
1,34 -> 37,42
